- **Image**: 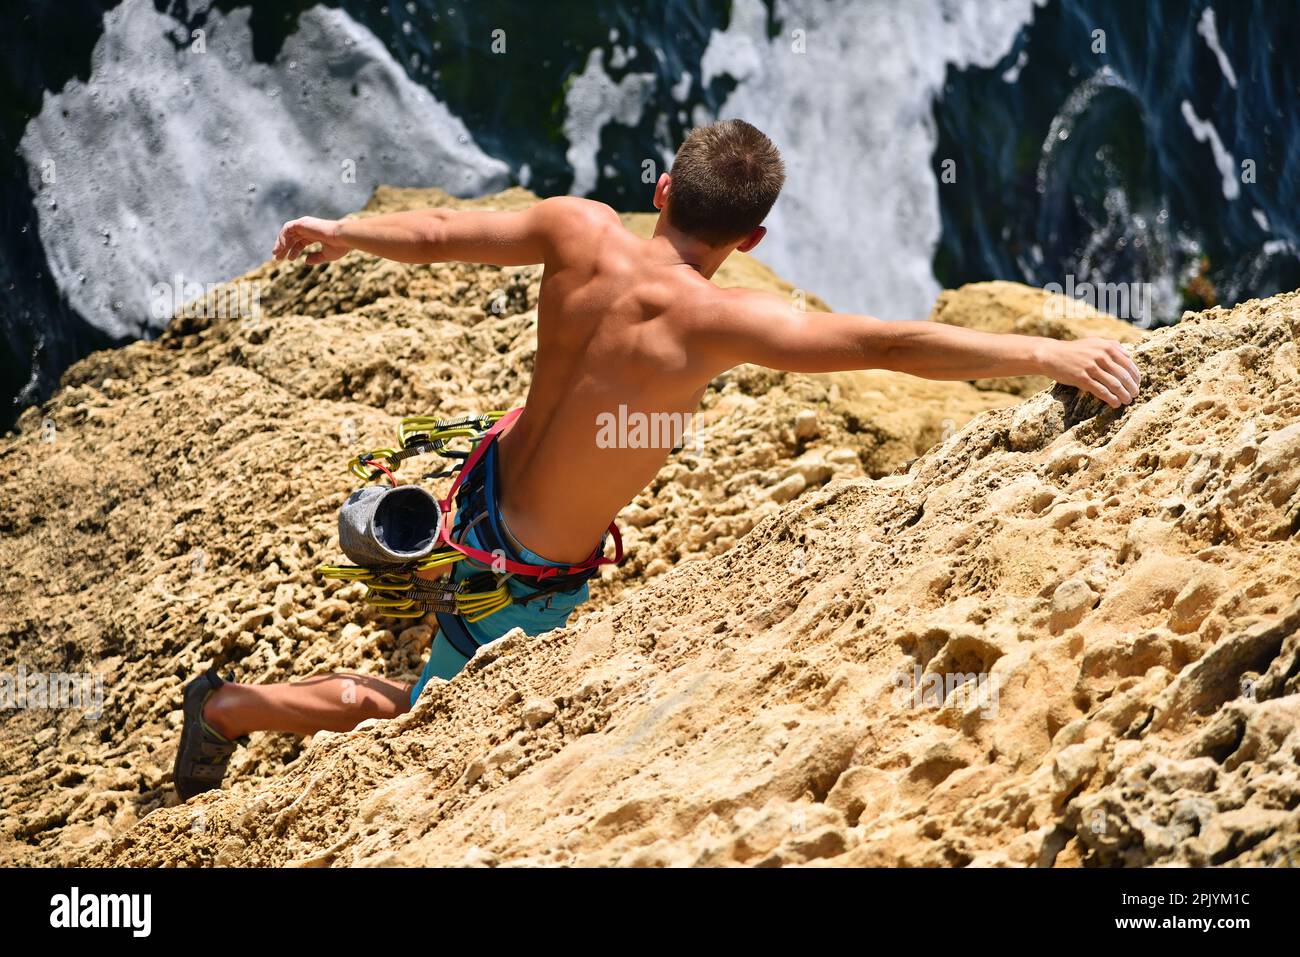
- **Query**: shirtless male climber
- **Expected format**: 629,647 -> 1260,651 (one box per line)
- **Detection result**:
174,119 -> 1141,798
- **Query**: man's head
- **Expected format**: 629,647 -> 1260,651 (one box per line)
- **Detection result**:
656,119 -> 785,252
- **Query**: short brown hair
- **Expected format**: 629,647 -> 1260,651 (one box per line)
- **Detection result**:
666,119 -> 785,244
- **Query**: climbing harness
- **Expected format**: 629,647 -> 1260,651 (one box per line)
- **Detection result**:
317,409 -> 623,622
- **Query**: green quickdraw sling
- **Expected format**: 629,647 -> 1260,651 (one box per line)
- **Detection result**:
316,409 -> 624,622
317,411 -> 513,621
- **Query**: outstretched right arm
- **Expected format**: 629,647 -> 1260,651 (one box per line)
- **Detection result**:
698,288 -> 1142,409
271,196 -> 609,267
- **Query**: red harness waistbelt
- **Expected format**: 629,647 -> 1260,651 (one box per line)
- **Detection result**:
437,407 -> 624,580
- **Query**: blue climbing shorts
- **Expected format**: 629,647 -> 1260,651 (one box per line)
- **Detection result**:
408,441 -> 595,705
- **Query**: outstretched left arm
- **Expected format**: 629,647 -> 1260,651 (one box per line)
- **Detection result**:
272,196 -> 591,266
697,288 -> 1143,409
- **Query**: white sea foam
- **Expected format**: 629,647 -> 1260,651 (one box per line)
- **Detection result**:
1002,50 -> 1029,84
1035,65 -> 1127,197
563,48 -> 657,197
20,0 -> 507,339
671,72 -> 693,103
1197,7 -> 1238,90
697,0 -> 1042,318
1180,100 -> 1241,201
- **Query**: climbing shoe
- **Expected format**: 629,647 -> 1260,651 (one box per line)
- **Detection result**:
173,668 -> 247,801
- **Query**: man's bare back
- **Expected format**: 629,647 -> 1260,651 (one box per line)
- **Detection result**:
273,192 -> 1140,565
496,201 -> 729,562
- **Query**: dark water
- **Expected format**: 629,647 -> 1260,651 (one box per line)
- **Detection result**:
934,0 -> 1300,323
2,0 -> 1297,430
1,1 -> 127,426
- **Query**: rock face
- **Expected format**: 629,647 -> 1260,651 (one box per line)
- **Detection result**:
2,188 -> 1298,868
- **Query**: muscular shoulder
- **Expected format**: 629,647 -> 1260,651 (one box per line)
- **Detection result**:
526,197 -> 621,265
668,281 -> 781,327
703,285 -> 791,327
679,285 -> 799,370
531,195 -> 620,232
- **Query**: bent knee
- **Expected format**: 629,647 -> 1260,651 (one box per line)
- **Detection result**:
345,680 -> 413,722
361,692 -> 410,721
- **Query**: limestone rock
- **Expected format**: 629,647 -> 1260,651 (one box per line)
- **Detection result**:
3,188 -> 1296,869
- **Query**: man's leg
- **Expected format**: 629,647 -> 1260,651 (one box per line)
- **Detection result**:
202,673 -> 412,739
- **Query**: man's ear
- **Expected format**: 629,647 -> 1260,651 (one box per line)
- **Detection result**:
735,225 -> 766,253
653,173 -> 672,210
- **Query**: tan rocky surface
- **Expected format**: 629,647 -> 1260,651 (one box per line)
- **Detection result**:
3,189 -> 1295,868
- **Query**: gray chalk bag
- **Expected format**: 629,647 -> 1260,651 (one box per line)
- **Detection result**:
337,484 -> 442,567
